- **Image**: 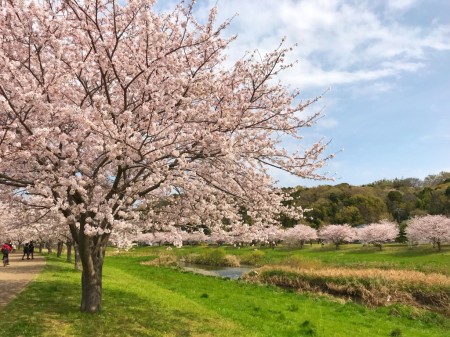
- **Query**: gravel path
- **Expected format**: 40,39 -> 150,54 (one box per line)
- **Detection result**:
0,252 -> 46,309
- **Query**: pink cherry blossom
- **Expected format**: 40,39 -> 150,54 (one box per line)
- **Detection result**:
406,215 -> 450,251
356,220 -> 399,250
282,224 -> 317,248
319,224 -> 356,249
0,1 -> 330,312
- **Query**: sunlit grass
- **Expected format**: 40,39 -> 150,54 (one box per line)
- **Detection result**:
151,243 -> 450,275
0,244 -> 448,337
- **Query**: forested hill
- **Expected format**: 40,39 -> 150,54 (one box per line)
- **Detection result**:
281,172 -> 450,228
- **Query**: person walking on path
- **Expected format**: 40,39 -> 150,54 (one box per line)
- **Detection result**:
28,241 -> 35,259
1,242 -> 12,266
22,242 -> 29,260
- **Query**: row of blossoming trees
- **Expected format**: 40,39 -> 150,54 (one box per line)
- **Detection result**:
2,209 -> 449,253
132,214 -> 450,251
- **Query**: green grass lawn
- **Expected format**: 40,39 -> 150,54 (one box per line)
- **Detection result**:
170,243 -> 450,274
0,245 -> 449,336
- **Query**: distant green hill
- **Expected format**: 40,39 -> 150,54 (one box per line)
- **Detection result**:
281,171 -> 450,229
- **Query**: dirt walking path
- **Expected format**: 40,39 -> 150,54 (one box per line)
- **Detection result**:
0,252 -> 46,309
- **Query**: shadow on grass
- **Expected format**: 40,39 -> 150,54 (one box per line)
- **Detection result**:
0,275 -> 205,337
0,254 -> 212,337
391,248 -> 448,258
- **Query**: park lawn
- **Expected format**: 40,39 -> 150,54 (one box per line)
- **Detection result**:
0,246 -> 448,336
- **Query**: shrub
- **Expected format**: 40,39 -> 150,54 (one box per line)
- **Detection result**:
143,252 -> 178,266
224,254 -> 241,267
240,250 -> 265,265
185,248 -> 240,266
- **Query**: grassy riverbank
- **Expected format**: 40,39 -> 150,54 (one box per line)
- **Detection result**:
0,244 -> 449,336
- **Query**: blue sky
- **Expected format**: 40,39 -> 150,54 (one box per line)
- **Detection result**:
157,0 -> 450,187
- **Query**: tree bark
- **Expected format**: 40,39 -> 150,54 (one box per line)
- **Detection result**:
57,241 -> 64,257
66,240 -> 73,263
46,241 -> 53,254
77,232 -> 109,313
74,243 -> 81,271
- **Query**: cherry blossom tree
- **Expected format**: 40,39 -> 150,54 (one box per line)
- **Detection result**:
356,220 -> 399,250
0,202 -> 43,248
262,225 -> 284,248
319,224 -> 356,249
209,229 -> 233,246
406,215 -> 450,251
0,1 -> 331,312
282,224 -> 317,248
179,229 -> 208,245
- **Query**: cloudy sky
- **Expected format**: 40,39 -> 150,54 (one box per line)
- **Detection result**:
157,0 -> 450,187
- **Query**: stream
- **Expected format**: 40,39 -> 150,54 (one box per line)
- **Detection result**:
180,263 -> 253,279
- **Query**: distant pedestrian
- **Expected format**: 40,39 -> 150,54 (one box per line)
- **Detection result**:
29,240 -> 35,259
22,242 -> 30,260
2,242 -> 12,266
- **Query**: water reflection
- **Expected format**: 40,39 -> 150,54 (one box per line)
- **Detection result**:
181,263 -> 252,279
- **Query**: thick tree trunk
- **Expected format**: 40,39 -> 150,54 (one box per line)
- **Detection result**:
74,244 -> 81,271
77,232 -> 109,313
39,242 -> 44,253
47,241 -> 53,254
66,241 -> 73,263
57,241 -> 64,257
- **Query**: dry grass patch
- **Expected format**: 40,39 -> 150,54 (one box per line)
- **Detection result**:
269,266 -> 450,287
141,252 -> 178,267
244,265 -> 450,315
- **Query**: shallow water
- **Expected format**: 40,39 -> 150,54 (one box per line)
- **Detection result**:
181,263 -> 252,279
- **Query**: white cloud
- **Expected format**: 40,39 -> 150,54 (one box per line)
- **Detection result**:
153,1 -> 450,92
152,1 -> 450,186
385,0 -> 418,12
190,0 -> 450,91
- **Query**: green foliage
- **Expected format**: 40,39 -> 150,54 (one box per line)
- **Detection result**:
285,171 -> 450,227
335,205 -> 363,224
445,186 -> 450,197
184,248 -> 239,266
240,249 -> 265,265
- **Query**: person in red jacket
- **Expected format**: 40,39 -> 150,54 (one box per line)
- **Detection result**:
2,242 -> 12,266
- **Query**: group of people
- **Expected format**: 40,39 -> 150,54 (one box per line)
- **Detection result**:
22,241 -> 35,260
1,241 -> 35,266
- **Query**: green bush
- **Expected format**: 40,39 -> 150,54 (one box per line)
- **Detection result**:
186,248 -> 230,266
240,249 -> 265,265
